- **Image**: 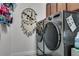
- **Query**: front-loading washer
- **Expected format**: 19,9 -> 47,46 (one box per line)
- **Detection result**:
36,12 -> 64,56
36,11 -> 79,56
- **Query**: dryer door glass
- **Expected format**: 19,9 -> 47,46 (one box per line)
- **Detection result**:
44,22 -> 61,51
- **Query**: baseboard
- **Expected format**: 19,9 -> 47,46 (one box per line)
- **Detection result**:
11,51 -> 36,56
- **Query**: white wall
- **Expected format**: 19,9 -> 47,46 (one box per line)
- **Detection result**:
0,3 -> 46,56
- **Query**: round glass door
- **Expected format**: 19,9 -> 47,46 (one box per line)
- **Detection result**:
43,22 -> 61,50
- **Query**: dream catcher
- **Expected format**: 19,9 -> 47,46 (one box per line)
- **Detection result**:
21,8 -> 37,37
0,3 -> 16,26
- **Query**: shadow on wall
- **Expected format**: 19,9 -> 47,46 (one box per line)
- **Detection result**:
0,24 -> 7,33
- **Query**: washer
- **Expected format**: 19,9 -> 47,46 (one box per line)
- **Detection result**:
36,11 -> 79,56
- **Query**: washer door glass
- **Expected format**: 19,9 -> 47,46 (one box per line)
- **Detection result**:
43,22 -> 61,51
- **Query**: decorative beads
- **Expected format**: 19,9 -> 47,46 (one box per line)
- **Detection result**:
0,3 -> 16,26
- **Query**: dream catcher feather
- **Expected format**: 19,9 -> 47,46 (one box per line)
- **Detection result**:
21,8 -> 37,37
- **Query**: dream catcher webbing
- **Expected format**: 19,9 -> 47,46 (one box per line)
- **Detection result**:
21,8 -> 37,37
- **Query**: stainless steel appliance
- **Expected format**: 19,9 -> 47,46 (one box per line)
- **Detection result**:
36,11 -> 79,56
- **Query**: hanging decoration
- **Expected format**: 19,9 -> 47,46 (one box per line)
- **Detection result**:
21,8 -> 37,37
0,3 -> 16,26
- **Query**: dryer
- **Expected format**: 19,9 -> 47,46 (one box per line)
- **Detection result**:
36,11 -> 79,56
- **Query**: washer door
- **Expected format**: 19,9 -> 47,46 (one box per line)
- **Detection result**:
43,22 -> 61,51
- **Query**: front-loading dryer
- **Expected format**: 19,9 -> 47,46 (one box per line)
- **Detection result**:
36,11 -> 79,56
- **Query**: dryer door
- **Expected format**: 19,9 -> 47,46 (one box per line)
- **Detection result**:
43,22 -> 61,51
